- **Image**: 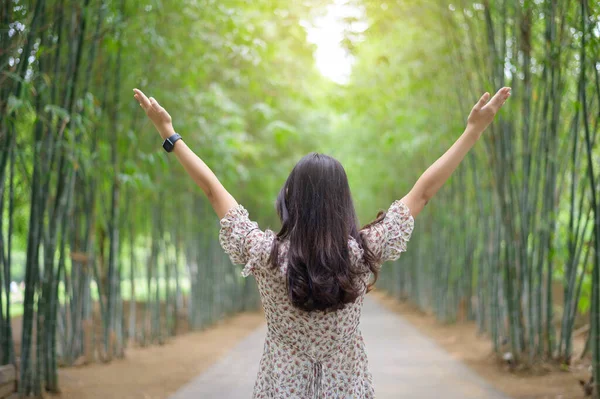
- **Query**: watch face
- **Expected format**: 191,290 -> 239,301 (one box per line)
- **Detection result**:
163,139 -> 173,152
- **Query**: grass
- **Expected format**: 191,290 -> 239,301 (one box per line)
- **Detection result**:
6,277 -> 192,319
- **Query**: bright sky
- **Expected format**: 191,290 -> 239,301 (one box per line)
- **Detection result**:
303,0 -> 366,84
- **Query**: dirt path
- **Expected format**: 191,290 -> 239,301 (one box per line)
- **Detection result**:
170,296 -> 510,399
58,312 -> 265,399
58,292 -> 588,398
374,292 -> 589,399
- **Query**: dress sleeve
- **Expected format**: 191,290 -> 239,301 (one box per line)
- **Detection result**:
360,200 -> 415,264
219,204 -> 270,277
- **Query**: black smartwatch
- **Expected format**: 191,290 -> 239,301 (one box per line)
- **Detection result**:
163,133 -> 182,153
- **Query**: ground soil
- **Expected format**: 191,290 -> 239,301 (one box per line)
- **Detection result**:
22,291 -> 590,399
371,290 -> 590,399
56,311 -> 265,399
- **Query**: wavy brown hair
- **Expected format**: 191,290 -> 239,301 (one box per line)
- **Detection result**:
269,153 -> 383,312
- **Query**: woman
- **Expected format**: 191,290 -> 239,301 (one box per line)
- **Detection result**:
133,86 -> 511,398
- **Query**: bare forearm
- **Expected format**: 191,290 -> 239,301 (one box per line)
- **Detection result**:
401,87 -> 511,218
172,140 -> 237,218
416,126 -> 480,201
172,140 -> 218,197
133,88 -> 238,219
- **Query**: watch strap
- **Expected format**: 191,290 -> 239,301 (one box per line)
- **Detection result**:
163,133 -> 182,152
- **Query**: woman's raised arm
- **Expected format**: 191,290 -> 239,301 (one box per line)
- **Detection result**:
401,87 -> 511,218
133,88 -> 237,219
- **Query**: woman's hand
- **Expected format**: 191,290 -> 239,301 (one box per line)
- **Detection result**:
133,88 -> 175,140
132,88 -> 238,218
401,87 -> 511,218
467,87 -> 511,135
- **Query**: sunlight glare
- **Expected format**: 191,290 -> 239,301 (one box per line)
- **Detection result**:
303,0 -> 366,85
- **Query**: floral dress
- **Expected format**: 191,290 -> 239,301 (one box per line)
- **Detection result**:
219,200 -> 414,399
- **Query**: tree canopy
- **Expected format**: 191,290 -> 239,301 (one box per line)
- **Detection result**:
1,0 -> 600,396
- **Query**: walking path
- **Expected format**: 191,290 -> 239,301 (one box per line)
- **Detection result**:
170,297 -> 510,398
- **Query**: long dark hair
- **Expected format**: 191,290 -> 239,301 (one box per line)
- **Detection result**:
270,153 -> 380,312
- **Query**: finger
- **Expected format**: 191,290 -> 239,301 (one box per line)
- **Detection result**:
487,87 -> 511,110
133,88 -> 152,111
133,93 -> 150,111
475,92 -> 490,109
133,91 -> 151,111
149,97 -> 161,111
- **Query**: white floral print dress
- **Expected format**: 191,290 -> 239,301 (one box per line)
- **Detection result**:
219,200 -> 414,399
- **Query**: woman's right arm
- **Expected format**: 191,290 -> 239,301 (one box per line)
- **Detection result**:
401,87 -> 511,218
133,88 -> 237,219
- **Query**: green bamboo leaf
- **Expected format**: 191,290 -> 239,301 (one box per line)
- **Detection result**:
44,104 -> 71,121
7,95 -> 26,114
2,71 -> 26,85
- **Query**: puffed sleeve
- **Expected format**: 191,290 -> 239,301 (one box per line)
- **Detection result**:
360,200 -> 415,263
219,204 -> 272,277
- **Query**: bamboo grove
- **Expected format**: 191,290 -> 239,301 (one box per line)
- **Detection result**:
2,0 -> 600,397
358,0 -> 600,376
0,0 -> 332,395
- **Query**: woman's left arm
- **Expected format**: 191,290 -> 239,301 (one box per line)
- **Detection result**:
401,87 -> 511,218
133,88 -> 237,218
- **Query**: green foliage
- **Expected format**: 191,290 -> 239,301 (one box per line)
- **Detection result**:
2,0 -> 600,394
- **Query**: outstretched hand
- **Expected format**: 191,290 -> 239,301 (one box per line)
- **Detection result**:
467,87 -> 511,134
133,88 -> 175,140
